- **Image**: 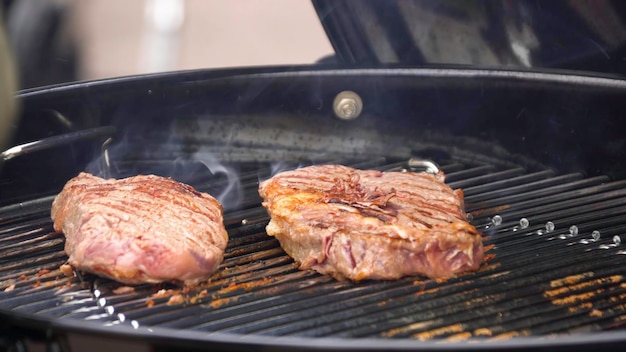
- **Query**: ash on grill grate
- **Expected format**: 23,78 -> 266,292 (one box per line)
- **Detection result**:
1,156 -> 626,342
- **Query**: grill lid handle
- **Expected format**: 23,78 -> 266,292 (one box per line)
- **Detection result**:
0,126 -> 116,162
407,158 -> 440,174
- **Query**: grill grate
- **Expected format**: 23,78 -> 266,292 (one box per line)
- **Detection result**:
1,156 -> 626,344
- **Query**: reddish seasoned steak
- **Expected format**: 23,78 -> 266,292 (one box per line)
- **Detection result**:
258,164 -> 483,281
51,172 -> 228,285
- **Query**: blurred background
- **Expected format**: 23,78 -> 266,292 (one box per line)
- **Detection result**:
2,0 -> 335,89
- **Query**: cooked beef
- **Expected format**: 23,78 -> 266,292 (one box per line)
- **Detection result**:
51,172 -> 228,285
258,164 -> 484,281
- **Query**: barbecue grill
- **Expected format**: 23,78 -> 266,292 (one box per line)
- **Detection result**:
3,1 -> 626,351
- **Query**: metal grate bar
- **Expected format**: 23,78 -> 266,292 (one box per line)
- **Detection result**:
466,176 -> 613,212
463,173 -> 582,202
461,169 -> 556,196
448,167 -> 527,189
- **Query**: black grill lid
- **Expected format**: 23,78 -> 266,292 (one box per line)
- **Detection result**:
313,0 -> 626,75
5,66 -> 626,206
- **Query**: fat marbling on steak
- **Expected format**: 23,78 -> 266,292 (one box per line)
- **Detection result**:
258,164 -> 484,281
51,172 -> 228,285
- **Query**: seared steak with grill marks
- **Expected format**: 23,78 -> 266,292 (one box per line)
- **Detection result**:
51,172 -> 228,285
258,164 -> 483,281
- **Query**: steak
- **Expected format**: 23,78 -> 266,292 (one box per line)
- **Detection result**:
51,172 -> 228,285
258,164 -> 484,281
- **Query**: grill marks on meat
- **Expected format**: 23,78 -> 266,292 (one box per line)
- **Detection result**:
323,174 -> 398,222
51,172 -> 228,285
258,165 -> 484,281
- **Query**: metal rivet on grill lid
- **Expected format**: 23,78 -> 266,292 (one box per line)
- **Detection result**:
333,90 -> 363,120
407,158 -> 440,174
